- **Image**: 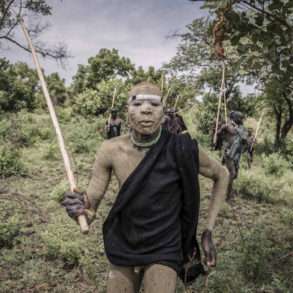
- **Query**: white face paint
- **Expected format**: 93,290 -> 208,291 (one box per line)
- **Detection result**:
128,99 -> 164,135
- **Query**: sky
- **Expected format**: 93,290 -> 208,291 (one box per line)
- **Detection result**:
2,0 -> 207,84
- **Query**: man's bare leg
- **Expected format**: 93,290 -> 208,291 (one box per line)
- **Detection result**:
107,264 -> 142,293
143,264 -> 177,293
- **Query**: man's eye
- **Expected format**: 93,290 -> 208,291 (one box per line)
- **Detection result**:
151,102 -> 160,107
132,102 -> 142,106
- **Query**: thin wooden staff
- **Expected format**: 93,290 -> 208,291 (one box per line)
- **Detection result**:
213,61 -> 227,145
174,95 -> 181,111
19,18 -> 89,234
250,111 -> 264,152
108,87 -> 117,125
163,85 -> 172,107
160,73 -> 165,93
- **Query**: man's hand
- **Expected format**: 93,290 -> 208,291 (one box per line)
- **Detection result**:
201,229 -> 217,267
62,191 -> 88,221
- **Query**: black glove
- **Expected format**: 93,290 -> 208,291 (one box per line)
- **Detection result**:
61,191 -> 86,220
201,229 -> 217,267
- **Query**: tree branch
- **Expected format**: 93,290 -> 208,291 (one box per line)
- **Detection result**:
240,0 -> 293,32
0,0 -> 16,29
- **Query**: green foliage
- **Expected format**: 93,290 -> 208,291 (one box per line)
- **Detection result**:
236,168 -> 293,205
50,180 -> 68,203
262,153 -> 290,177
0,219 -> 21,249
67,116 -> 104,154
280,208 -> 293,226
41,228 -> 81,267
72,89 -> 101,116
0,146 -> 25,177
0,112 -> 53,148
0,59 -> 39,113
72,79 -> 129,117
43,143 -> 59,160
46,73 -> 68,105
132,66 -> 162,85
71,48 -> 134,94
239,225 -> 274,283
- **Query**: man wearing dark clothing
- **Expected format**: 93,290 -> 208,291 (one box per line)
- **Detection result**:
162,108 -> 187,134
217,111 -> 248,200
105,108 -> 122,139
62,82 -> 229,293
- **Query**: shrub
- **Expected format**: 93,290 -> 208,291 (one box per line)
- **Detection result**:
239,225 -> 274,283
43,143 -> 59,160
262,153 -> 290,177
0,146 -> 25,177
236,168 -> 293,205
0,219 -> 21,249
235,170 -> 274,203
50,180 -> 68,203
41,226 -> 82,268
73,89 -> 102,116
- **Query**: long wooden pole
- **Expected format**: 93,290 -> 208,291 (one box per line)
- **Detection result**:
108,88 -> 117,124
19,18 -> 89,234
174,95 -> 181,110
213,61 -> 226,145
250,111 -> 264,151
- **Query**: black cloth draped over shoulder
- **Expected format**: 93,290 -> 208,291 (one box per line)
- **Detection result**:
103,129 -> 200,274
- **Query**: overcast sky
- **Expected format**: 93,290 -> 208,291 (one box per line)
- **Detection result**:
2,0 -> 206,84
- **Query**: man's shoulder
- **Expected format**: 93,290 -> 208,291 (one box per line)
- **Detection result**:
99,135 -> 130,153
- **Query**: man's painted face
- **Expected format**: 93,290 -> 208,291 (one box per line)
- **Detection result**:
128,99 -> 164,135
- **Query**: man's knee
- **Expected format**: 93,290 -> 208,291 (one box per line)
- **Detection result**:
143,264 -> 177,293
107,264 -> 140,293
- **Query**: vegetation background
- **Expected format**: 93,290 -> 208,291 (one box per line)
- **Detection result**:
0,0 -> 292,292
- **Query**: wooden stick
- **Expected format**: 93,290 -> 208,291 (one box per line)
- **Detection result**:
163,85 -> 172,107
250,111 -> 264,151
19,18 -> 89,234
108,88 -> 117,125
213,61 -> 226,145
174,95 -> 181,110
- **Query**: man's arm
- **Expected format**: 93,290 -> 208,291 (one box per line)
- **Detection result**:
86,141 -> 113,216
198,145 -> 229,267
198,145 -> 229,230
62,141 -> 113,225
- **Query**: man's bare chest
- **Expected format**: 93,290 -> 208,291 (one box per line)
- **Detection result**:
111,146 -> 147,185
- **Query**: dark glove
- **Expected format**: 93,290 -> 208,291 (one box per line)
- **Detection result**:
61,191 -> 87,221
201,229 -> 216,267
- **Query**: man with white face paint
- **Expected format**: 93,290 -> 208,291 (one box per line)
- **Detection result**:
62,82 -> 229,293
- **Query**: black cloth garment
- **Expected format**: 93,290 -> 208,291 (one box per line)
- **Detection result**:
103,130 -> 200,274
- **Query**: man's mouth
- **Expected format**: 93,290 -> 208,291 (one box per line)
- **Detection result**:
139,120 -> 154,127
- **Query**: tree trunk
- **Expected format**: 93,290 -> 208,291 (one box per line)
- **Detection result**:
273,106 -> 282,151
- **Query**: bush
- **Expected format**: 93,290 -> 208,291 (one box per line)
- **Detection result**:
43,143 -> 59,160
236,168 -> 293,205
72,89 -> 102,116
0,219 -> 21,249
239,225 -> 274,283
50,180 -> 68,203
41,226 -> 82,268
235,170 -> 274,203
0,113 -> 53,148
0,146 -> 25,177
262,153 -> 290,177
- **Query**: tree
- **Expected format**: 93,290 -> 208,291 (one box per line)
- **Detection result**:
46,73 -> 68,105
0,0 -> 67,60
71,49 -> 135,94
0,58 -> 39,112
131,66 -> 163,85
72,79 -> 129,117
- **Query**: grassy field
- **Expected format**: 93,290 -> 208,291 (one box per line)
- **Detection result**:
0,109 -> 292,292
